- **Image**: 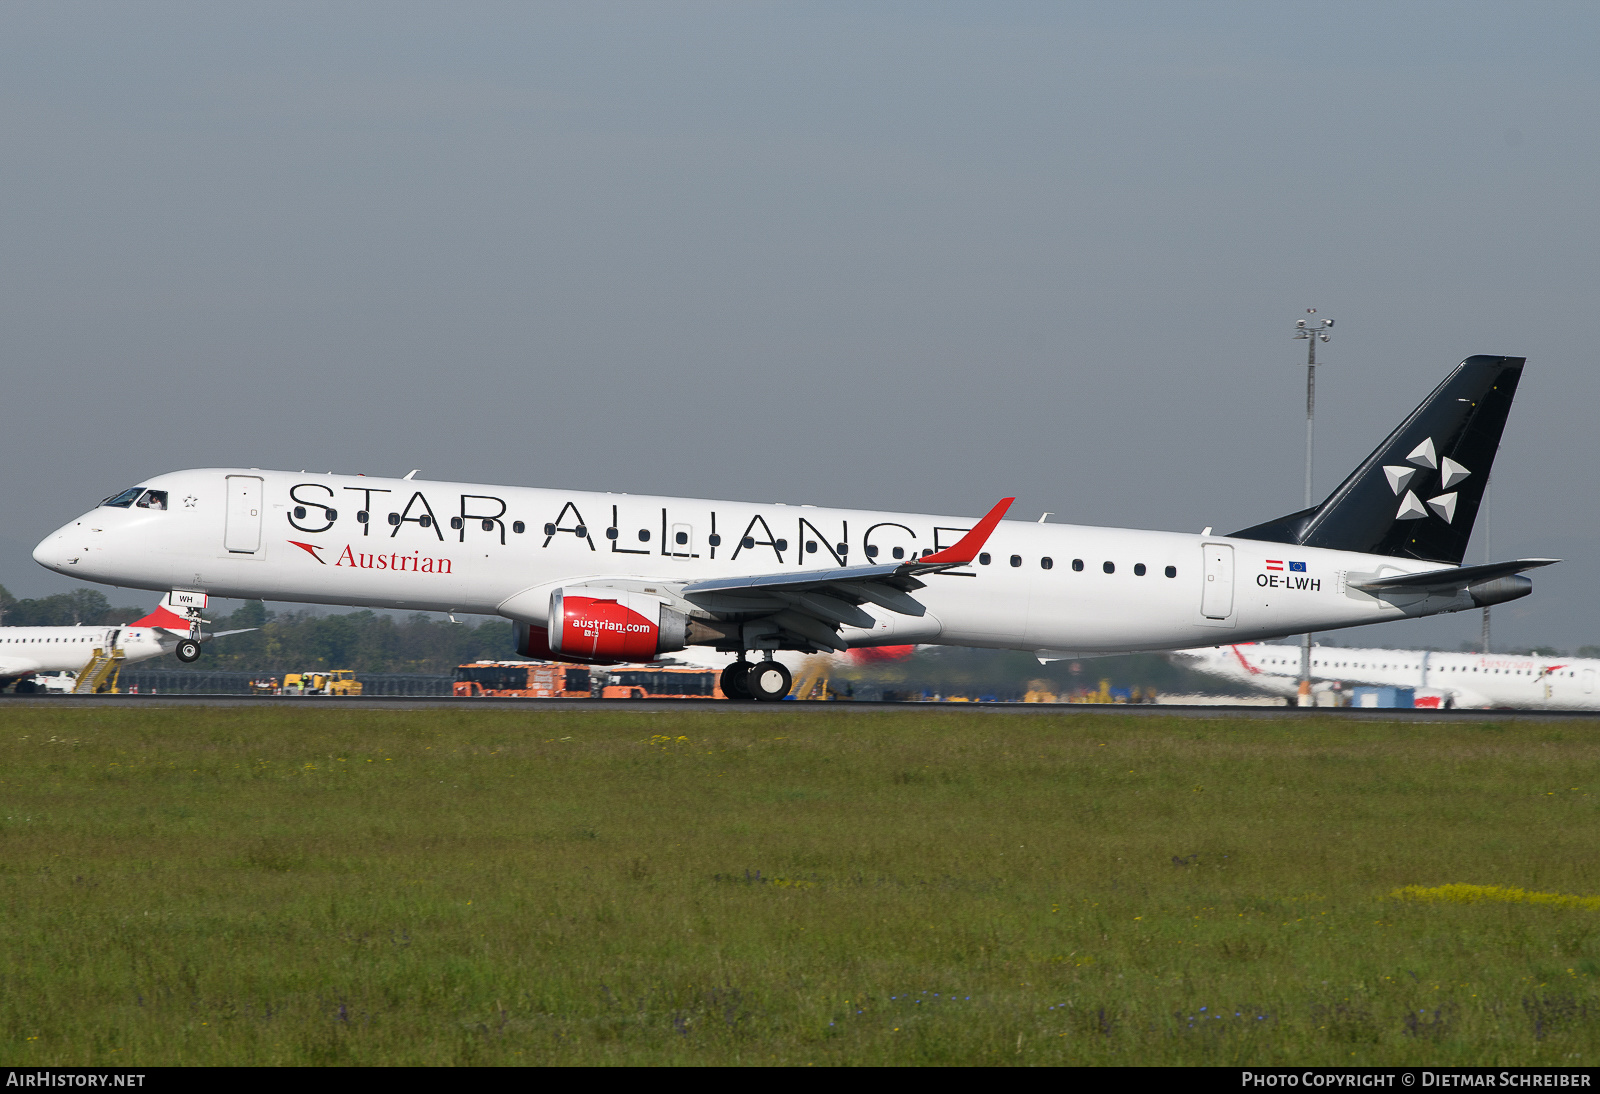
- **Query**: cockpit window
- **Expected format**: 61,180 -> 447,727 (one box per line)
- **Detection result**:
135,490 -> 168,511
101,487 -> 144,508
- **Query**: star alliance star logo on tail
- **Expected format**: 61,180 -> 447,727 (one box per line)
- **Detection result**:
1385,437 -> 1469,524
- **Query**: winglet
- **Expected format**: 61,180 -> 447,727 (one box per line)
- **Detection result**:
915,497 -> 1015,566
130,605 -> 194,632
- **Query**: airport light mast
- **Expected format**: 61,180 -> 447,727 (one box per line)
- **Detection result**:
1294,309 -> 1333,703
1481,473 -> 1492,654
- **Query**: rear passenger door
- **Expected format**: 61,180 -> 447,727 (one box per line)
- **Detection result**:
1201,543 -> 1235,621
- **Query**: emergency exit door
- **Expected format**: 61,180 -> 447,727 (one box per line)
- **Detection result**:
224,476 -> 263,554
1201,543 -> 1235,619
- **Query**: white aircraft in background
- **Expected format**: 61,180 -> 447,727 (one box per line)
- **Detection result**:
0,595 -> 248,693
1177,642 -> 1599,710
33,355 -> 1556,701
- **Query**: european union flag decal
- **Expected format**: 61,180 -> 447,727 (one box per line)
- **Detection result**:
1288,561 -> 1307,572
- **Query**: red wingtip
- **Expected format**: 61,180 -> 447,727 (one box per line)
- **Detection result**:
916,497 -> 1016,566
130,605 -> 192,632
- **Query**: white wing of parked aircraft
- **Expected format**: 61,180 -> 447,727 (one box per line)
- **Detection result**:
1176,642 -> 1599,710
33,355 -> 1557,700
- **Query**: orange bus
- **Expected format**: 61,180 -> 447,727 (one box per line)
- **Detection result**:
454,661 -> 592,698
599,667 -> 723,699
453,661 -> 724,699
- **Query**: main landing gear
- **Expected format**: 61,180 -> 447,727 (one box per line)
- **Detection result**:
720,657 -> 792,702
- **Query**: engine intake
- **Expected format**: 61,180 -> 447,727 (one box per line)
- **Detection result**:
530,588 -> 690,663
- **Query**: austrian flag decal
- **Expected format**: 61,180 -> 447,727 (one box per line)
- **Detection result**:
1264,560 -> 1306,572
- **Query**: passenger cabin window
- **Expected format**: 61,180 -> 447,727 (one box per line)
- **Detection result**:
1165,565 -> 1177,578
1133,563 -> 1146,576
1103,561 -> 1115,574
135,490 -> 168,510
1041,557 -> 1053,570
1072,559 -> 1084,571
101,487 -> 144,508
979,553 -> 991,566
1009,555 -> 1022,567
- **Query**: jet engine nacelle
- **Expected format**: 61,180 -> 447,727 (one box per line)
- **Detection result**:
517,588 -> 690,665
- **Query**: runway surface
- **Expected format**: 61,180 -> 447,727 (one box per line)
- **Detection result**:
3,694 -> 1598,721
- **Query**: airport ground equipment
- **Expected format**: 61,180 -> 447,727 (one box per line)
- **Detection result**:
454,661 -> 592,698
280,670 -> 363,696
454,660 -> 723,699
71,635 -> 125,694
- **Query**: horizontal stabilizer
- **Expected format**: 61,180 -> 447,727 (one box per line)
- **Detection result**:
1347,557 -> 1558,592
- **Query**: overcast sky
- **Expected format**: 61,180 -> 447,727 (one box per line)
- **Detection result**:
2,1 -> 1596,650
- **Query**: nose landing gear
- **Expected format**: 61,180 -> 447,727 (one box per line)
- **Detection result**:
175,639 -> 202,664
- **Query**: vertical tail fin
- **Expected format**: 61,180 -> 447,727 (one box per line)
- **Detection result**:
1230,355 -> 1524,564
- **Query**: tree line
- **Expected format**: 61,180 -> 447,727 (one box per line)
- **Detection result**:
0,588 -> 516,675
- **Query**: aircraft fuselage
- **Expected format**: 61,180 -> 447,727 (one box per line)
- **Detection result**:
34,469 -> 1503,655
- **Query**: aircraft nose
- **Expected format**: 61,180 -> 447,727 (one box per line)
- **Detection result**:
33,527 -> 80,575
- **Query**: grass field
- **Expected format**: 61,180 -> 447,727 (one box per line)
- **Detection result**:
2,706 -> 1598,1066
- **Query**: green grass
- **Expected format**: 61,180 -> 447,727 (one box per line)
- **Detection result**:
2,706 -> 1599,1065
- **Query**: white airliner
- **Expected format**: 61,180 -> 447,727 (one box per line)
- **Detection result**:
32,356 -> 1556,701
1178,642 -> 1599,710
0,601 -> 216,693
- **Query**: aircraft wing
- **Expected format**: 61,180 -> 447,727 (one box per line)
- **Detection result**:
1347,558 -> 1558,593
678,497 -> 1014,651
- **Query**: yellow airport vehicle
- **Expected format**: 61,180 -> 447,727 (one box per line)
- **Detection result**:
281,670 -> 363,696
